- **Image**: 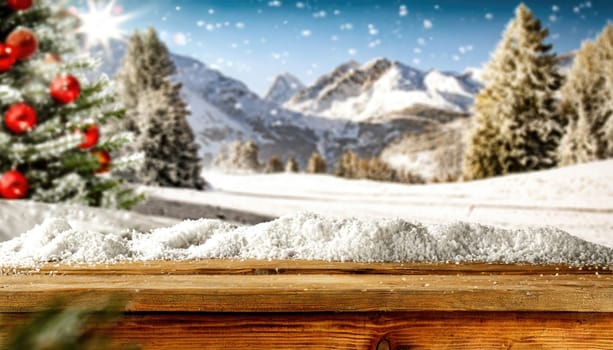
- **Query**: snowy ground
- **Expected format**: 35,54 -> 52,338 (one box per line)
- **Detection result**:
2,212 -> 612,267
0,200 -> 178,242
144,160 -> 613,248
0,160 -> 611,267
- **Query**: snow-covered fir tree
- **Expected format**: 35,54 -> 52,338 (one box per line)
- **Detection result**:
240,141 -> 261,171
214,140 -> 262,173
135,80 -> 204,189
117,28 -> 203,189
116,27 -> 175,134
0,1 -> 140,208
464,4 -> 563,180
285,157 -> 298,173
558,24 -> 613,166
265,155 -> 283,173
307,151 -> 327,174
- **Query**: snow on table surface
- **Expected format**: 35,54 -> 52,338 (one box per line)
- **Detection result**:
146,160 -> 613,248
1,212 -> 612,267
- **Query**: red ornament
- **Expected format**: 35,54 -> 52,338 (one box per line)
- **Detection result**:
76,124 -> 100,150
0,170 -> 28,200
6,0 -> 32,11
92,150 -> 111,173
50,75 -> 81,104
0,43 -> 16,73
6,28 -> 37,60
4,102 -> 37,134
44,53 -> 61,64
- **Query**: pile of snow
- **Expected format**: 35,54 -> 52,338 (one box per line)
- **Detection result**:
149,160 -> 612,248
0,200 -> 178,242
2,212 -> 612,268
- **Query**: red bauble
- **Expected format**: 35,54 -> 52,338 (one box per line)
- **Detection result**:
76,124 -> 100,150
44,53 -> 61,64
4,102 -> 37,134
92,150 -> 111,173
6,0 -> 32,11
50,75 -> 81,104
0,43 -> 16,73
6,28 -> 37,60
0,170 -> 28,200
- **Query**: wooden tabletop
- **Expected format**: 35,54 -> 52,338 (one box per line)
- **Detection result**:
2,260 -> 613,349
1,259 -> 611,313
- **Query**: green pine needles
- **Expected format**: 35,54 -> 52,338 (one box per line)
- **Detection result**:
464,3 -> 564,180
0,1 -> 142,208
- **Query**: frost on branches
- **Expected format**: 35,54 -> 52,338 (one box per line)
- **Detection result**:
558,25 -> 613,166
116,28 -> 204,189
0,1 -> 141,208
463,4 -> 564,180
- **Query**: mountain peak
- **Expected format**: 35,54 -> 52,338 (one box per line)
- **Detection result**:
361,57 -> 391,70
264,73 -> 305,105
285,58 -> 481,121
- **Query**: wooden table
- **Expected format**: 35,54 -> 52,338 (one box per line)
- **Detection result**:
1,260 -> 612,349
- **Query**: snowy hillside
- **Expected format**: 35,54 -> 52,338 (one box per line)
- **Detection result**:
145,160 -> 613,248
91,41 -> 472,168
1,161 -> 612,267
285,58 -> 481,122
0,200 -> 178,242
264,73 -> 305,105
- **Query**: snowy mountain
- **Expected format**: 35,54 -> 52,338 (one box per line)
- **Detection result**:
91,41 -> 474,169
284,58 -> 481,122
264,73 -> 305,105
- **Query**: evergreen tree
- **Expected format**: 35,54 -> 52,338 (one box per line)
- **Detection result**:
285,157 -> 299,173
464,4 -> 563,180
116,27 -> 175,134
558,24 -> 613,165
117,28 -> 203,188
240,140 -> 261,171
135,80 -> 204,189
0,1 -> 140,208
265,155 -> 284,173
335,150 -> 358,178
307,151 -> 327,174
367,157 -> 394,182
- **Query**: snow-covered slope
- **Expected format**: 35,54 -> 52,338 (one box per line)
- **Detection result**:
91,41 -> 474,169
264,73 -> 305,105
0,200 -> 178,242
91,41 -> 324,166
143,160 -> 613,248
285,58 -> 481,122
2,160 -> 610,266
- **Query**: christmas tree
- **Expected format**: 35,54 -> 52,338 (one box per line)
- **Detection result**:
0,0 -> 141,208
463,4 -> 563,180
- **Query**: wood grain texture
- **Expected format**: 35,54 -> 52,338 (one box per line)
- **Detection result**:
4,259 -> 612,276
1,273 -> 612,313
3,312 -> 613,350
2,260 -> 613,349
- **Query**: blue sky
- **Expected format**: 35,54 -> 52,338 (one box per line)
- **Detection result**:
71,0 -> 612,95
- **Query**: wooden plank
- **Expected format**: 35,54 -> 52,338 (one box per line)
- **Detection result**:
4,259 -> 611,276
3,311 -> 613,350
1,273 -> 611,313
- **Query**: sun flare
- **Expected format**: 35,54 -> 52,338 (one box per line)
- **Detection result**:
77,0 -> 132,51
